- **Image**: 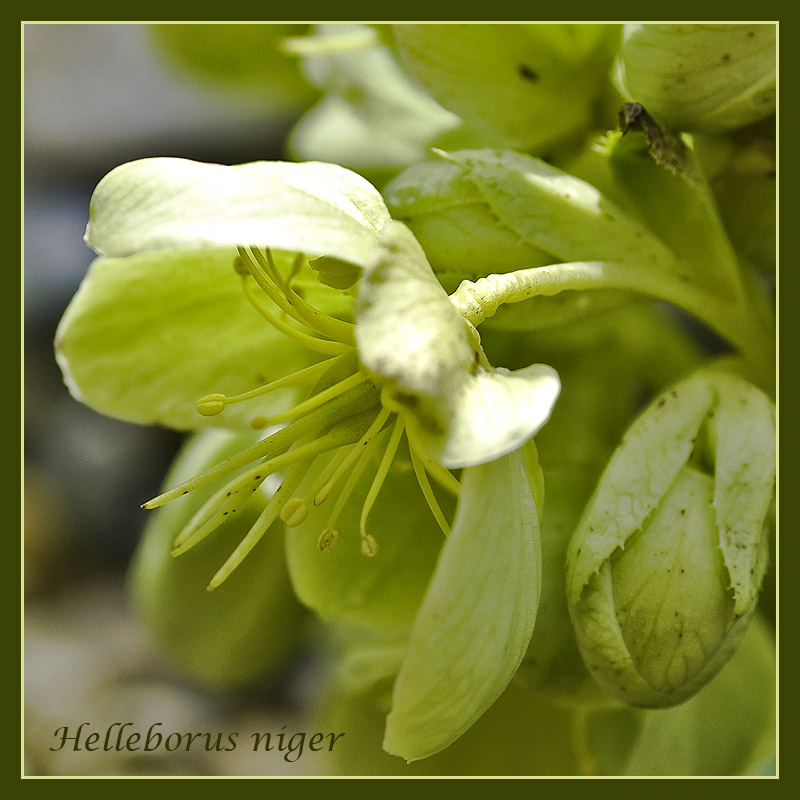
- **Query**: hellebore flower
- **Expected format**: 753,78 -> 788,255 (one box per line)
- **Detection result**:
566,368 -> 775,707
55,156 -> 561,759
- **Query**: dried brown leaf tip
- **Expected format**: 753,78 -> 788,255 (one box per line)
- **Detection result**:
619,102 -> 697,182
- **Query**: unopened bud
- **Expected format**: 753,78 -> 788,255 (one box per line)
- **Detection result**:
617,24 -> 776,132
566,369 -> 775,707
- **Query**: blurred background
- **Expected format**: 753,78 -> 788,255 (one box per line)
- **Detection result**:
23,22 -> 328,776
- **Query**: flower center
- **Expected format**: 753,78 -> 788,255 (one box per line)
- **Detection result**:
144,247 -> 460,590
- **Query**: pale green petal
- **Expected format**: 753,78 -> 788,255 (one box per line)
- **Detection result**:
567,375 -> 714,593
150,24 -> 318,111
355,220 -> 475,398
85,157 -> 390,266
617,24 -> 776,132
428,364 -> 560,469
621,615 -> 775,776
439,148 -> 678,271
289,24 -> 461,175
709,374 -> 776,616
55,249 -> 331,429
383,447 -> 541,761
356,221 -> 560,468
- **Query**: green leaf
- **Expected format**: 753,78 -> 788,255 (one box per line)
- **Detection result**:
438,148 -> 678,272
85,157 -> 391,268
383,446 -> 541,761
383,159 -> 556,276
55,249 -> 335,429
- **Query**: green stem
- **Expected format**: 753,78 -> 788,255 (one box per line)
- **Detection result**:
450,261 -> 775,389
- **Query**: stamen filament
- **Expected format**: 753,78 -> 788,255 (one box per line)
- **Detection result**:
208,459 -> 312,591
240,248 -> 317,332
405,427 -> 462,496
359,415 -> 406,541
242,278 -> 351,355
409,440 -> 452,538
252,370 -> 369,427
144,377 -> 381,509
314,407 -> 391,506
196,355 -> 344,416
171,418 -> 377,554
323,407 -> 392,536
171,461 -> 270,553
244,247 -> 356,344
305,447 -> 353,507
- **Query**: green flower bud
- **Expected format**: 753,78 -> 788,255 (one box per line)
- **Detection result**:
616,24 -> 776,132
566,369 -> 775,707
392,24 -> 621,151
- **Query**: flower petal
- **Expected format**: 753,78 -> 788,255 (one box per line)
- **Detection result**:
356,221 -> 560,468
431,363 -> 560,468
355,220 -> 475,398
85,157 -> 391,266
284,439 -> 449,634
55,249 -> 338,429
383,445 -> 542,761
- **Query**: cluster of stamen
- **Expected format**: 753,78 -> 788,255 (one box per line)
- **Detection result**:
143,246 -> 460,590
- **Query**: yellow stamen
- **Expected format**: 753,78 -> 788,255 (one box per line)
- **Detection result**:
409,440 -> 452,538
318,527 -> 338,551
242,278 -> 351,356
194,356 -> 344,418
255,370 -> 369,429
172,422 -> 371,554
405,427 -> 462,497
280,497 -> 308,527
313,407 -> 390,506
208,459 -> 311,590
171,461 -> 270,554
299,446 -> 351,508
322,407 -> 392,540
244,247 -> 355,344
359,415 -> 405,542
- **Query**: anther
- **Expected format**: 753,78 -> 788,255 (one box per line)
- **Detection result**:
280,497 -> 308,528
318,528 -> 338,551
360,534 -> 379,558
196,393 -> 227,416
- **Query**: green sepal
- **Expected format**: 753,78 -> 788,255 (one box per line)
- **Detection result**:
392,24 -> 620,152
55,250 -> 345,430
383,445 -> 542,761
283,438 -> 449,635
